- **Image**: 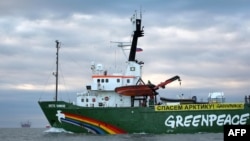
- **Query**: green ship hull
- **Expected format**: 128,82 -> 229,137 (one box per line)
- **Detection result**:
38,101 -> 250,134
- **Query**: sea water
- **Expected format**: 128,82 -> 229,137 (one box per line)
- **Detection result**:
0,128 -> 223,141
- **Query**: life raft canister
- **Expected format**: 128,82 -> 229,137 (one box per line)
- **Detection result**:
104,96 -> 109,101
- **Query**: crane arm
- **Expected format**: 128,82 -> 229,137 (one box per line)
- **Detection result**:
153,75 -> 181,90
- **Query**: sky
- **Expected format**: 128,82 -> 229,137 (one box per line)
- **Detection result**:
0,0 -> 250,128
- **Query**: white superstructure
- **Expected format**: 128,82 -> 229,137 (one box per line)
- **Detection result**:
76,61 -> 144,107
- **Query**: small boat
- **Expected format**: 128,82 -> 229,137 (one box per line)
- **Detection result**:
115,75 -> 181,96
115,85 -> 154,96
46,124 -> 51,128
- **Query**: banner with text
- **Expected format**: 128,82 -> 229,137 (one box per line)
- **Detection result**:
155,103 -> 244,111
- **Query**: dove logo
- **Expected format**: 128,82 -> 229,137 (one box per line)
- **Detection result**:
56,110 -> 65,123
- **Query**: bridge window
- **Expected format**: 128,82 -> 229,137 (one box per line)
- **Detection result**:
127,79 -> 130,83
117,79 -> 120,83
101,79 -> 104,83
105,79 -> 108,83
130,67 -> 135,71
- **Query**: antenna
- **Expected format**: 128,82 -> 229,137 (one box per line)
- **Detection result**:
140,6 -> 142,19
110,41 -> 131,47
110,41 -> 131,59
54,40 -> 60,102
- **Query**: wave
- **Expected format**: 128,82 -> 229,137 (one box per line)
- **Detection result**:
44,127 -> 73,134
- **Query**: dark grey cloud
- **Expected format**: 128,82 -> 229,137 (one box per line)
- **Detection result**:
2,0 -> 249,20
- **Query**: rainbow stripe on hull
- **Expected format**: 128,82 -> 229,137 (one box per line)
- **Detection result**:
56,111 -> 126,134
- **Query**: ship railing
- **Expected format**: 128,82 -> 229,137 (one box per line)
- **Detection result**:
77,92 -> 99,97
208,97 -> 225,103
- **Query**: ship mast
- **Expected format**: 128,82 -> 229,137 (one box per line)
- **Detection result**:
54,40 -> 60,101
128,12 -> 144,61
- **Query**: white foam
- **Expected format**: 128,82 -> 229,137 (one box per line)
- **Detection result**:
44,127 -> 73,134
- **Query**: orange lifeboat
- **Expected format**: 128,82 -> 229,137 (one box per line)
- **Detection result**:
115,75 -> 181,96
115,85 -> 154,96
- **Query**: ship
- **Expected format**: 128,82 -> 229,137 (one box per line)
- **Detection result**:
38,12 -> 250,134
45,124 -> 51,129
21,121 -> 31,128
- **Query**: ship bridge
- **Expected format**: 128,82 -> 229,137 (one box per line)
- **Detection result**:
89,61 -> 142,91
